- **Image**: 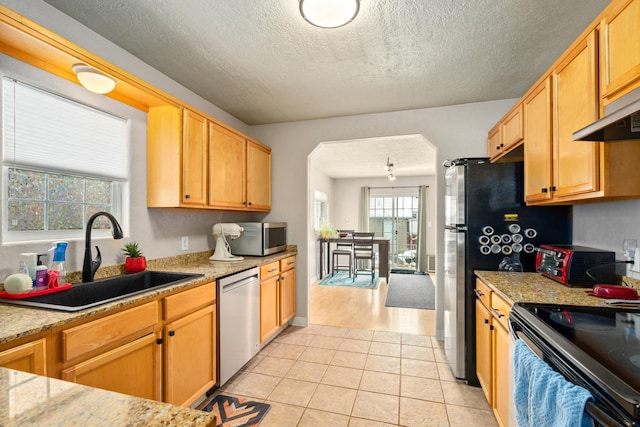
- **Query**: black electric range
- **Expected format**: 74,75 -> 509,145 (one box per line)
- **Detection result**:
510,303 -> 640,427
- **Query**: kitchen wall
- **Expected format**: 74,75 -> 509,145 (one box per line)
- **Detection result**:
573,199 -> 640,279
251,101 -> 516,336
0,0 -> 263,280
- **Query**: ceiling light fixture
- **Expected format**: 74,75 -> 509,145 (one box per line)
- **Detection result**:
299,0 -> 359,29
386,157 -> 396,181
72,63 -> 117,94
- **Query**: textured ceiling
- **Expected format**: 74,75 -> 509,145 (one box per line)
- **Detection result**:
41,0 -> 610,126
311,135 -> 436,179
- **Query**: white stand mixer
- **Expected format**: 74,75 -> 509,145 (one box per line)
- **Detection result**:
209,223 -> 244,262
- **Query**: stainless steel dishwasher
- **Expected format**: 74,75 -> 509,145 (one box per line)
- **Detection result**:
217,267 -> 260,386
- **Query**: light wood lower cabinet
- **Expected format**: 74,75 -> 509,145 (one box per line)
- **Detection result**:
164,304 -> 216,407
61,333 -> 161,400
260,256 -> 296,343
475,278 -> 510,427
0,338 -> 46,376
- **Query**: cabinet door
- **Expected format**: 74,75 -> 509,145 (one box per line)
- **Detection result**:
260,275 -> 279,343
553,30 -> 600,199
600,0 -> 640,102
487,123 -> 502,160
492,322 -> 510,427
209,124 -> 246,209
246,140 -> 271,211
165,305 -> 216,407
61,333 -> 161,401
0,338 -> 46,376
182,109 -> 208,206
279,268 -> 295,325
524,76 -> 554,203
501,103 -> 523,151
475,299 -> 492,405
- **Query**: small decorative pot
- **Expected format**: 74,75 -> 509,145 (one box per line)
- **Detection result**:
125,256 -> 146,273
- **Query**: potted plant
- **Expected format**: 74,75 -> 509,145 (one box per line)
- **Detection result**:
122,241 -> 146,273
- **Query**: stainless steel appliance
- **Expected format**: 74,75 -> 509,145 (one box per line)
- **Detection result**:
443,158 -> 571,385
510,303 -> 640,426
536,244 -> 616,287
217,267 -> 260,385
228,222 -> 287,256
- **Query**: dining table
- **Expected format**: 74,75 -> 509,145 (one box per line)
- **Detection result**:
319,236 -> 390,281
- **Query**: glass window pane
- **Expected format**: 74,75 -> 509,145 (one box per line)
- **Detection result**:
86,205 -> 113,229
48,203 -> 83,230
48,174 -> 84,202
86,179 -> 112,204
8,169 -> 45,200
8,201 -> 45,231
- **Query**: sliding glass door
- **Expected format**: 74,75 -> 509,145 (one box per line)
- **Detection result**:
369,194 -> 419,271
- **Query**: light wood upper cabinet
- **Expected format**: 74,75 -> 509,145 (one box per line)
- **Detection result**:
209,124 -> 246,209
552,30 -> 600,200
600,0 -> 640,104
487,123 -> 502,160
246,139 -> 272,211
488,103 -> 524,162
148,106 -> 272,211
501,103 -> 524,151
524,76 -> 554,203
0,338 -> 46,376
182,109 -> 208,206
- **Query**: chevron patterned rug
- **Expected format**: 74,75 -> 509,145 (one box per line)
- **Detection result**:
202,394 -> 270,427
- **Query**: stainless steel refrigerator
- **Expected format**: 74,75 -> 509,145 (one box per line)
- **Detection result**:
443,158 -> 571,385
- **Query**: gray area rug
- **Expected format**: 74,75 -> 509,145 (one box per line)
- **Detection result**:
385,273 -> 435,310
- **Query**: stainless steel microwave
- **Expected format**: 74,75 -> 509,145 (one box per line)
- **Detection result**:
228,222 -> 287,256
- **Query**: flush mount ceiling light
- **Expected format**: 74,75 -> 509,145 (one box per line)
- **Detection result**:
299,0 -> 359,29
386,157 -> 396,181
72,63 -> 117,94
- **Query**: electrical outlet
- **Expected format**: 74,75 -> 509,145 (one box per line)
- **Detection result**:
181,236 -> 189,251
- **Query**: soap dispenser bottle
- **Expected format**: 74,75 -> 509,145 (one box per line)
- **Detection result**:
49,241 -> 68,287
35,254 -> 48,288
19,252 -> 37,287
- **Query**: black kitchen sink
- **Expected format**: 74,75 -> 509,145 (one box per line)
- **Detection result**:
0,271 -> 204,312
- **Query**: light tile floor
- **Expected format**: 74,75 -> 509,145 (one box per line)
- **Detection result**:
213,324 -> 499,427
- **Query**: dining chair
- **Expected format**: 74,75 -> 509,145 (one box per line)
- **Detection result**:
353,232 -> 375,283
332,230 -> 354,277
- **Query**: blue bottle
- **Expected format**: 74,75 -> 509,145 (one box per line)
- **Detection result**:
49,241 -> 68,286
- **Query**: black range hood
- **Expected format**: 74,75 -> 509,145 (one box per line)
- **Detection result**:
573,85 -> 640,141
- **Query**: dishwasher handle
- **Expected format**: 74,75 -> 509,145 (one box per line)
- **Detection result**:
222,275 -> 259,293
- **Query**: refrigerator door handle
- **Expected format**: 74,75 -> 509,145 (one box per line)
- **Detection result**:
445,225 -> 467,232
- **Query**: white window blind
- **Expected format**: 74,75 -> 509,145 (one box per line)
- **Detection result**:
2,78 -> 127,179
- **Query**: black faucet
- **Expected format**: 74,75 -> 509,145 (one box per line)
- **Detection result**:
82,211 -> 124,283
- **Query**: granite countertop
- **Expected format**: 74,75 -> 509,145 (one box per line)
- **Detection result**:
474,270 -> 613,308
0,367 -> 215,427
0,248 -> 297,345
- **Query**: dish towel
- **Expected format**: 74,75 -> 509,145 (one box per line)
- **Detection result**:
513,339 -> 593,427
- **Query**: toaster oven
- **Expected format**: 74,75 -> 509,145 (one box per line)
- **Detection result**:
535,244 -> 616,287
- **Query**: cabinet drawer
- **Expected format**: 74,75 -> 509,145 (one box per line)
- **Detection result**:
164,282 -> 216,320
260,261 -> 280,280
280,256 -> 296,272
490,292 -> 511,330
62,301 -> 158,362
474,279 -> 492,309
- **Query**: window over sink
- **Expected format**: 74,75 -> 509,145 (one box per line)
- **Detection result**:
1,77 -> 127,243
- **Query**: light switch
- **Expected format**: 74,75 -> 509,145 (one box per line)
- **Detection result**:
181,236 -> 189,251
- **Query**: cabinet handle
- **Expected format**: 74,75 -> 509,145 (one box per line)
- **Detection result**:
500,143 -> 504,148
185,194 -> 190,199
496,146 -> 500,150
490,307 -> 505,319
483,318 -> 489,324
247,201 -> 252,206
474,289 -> 484,298
156,338 -> 163,345
268,268 -> 278,274
549,186 -> 556,192
489,325 -> 494,330
541,188 -> 548,193
169,330 -> 175,336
